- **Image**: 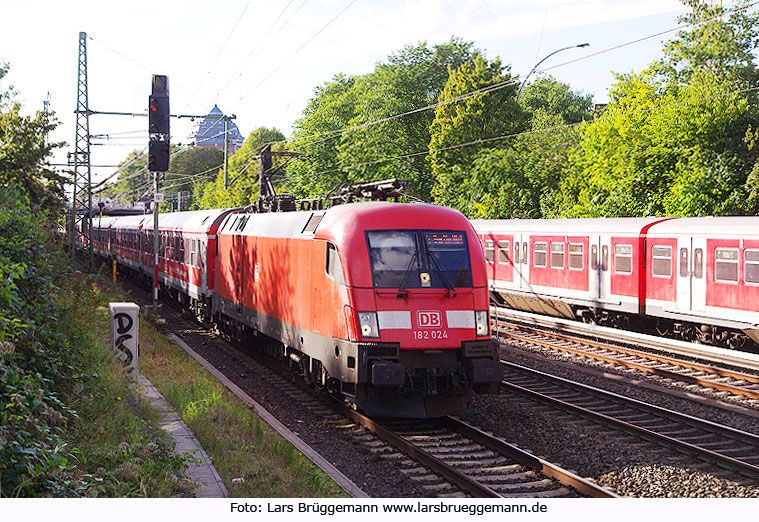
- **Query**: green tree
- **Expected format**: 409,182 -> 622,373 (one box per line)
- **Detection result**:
286,38 -> 478,201
429,54 -> 526,211
553,0 -> 759,218
0,62 -> 64,211
519,75 -> 593,124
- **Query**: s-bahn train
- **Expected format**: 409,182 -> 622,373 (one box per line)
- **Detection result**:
87,203 -> 502,417
472,217 -> 759,349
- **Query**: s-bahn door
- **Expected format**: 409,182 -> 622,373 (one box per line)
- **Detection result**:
589,235 -> 611,305
514,234 -> 529,290
676,236 -> 706,313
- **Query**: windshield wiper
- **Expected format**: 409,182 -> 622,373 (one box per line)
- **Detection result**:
425,249 -> 456,297
396,251 -> 418,298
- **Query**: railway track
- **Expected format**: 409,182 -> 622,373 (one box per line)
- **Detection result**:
493,308 -> 759,402
336,407 -> 616,498
500,361 -> 759,482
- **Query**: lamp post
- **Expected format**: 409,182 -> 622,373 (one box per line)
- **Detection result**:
516,43 -> 589,102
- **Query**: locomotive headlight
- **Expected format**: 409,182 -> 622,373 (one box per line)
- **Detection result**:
475,311 -> 489,336
357,312 -> 380,339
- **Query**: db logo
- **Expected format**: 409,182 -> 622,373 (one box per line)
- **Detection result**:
418,311 -> 442,328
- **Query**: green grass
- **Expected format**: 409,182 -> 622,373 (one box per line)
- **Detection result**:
2,271 -> 198,497
137,317 -> 347,497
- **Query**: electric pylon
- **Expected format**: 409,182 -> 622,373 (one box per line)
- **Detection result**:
69,31 -> 93,268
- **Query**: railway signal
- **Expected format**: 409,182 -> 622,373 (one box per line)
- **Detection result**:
149,74 -> 169,318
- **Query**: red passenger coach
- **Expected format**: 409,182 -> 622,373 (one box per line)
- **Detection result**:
473,217 -> 759,349
215,203 -> 501,417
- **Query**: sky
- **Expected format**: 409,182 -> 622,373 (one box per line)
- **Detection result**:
0,0 -> 702,191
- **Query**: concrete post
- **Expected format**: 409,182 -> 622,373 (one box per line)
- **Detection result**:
109,302 -> 139,371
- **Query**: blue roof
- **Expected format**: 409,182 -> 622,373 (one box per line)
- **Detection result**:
194,105 -> 244,147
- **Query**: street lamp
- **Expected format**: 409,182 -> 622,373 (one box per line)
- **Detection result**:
516,43 -> 590,102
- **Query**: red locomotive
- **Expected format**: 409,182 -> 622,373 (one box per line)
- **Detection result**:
472,217 -> 759,349
91,203 -> 502,417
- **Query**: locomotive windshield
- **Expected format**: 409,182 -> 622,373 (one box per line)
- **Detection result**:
366,230 -> 473,289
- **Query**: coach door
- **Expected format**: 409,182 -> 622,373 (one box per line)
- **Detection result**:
514,233 -> 529,290
589,235 -> 612,305
676,236 -> 706,312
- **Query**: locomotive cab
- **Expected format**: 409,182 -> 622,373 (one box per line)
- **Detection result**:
317,204 -> 502,417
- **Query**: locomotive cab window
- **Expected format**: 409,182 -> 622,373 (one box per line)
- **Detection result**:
484,240 -> 495,263
745,249 -> 759,284
366,230 -> 472,289
326,243 -> 346,285
715,248 -> 739,283
614,244 -> 633,274
533,242 -> 547,267
652,246 -> 672,278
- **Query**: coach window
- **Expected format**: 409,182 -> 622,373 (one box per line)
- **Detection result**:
533,242 -> 547,267
550,242 -> 565,268
694,248 -> 703,279
745,250 -> 759,284
715,248 -> 739,283
614,244 -> 633,274
484,240 -> 495,263
498,240 -> 510,263
180,235 -> 185,263
326,243 -> 346,285
191,239 -> 197,266
679,248 -> 689,277
569,243 -> 584,270
652,246 -> 672,278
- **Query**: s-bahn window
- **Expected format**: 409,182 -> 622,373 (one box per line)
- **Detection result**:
498,240 -> 510,263
366,230 -> 472,289
533,242 -> 547,267
614,244 -> 633,274
679,248 -> 689,278
550,242 -> 565,269
523,242 -> 528,265
569,243 -> 584,270
715,248 -> 739,283
652,246 -> 672,278
745,249 -> 759,284
326,243 -> 346,285
484,240 -> 495,263
694,248 -> 703,279
514,243 -> 520,264
591,245 -> 598,270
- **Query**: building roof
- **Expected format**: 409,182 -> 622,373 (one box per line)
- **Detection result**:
194,105 -> 244,148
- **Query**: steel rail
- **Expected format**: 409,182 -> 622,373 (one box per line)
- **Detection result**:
335,404 -> 501,498
500,361 -> 759,480
442,417 -> 618,498
498,324 -> 759,400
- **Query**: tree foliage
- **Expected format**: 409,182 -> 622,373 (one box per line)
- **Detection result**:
554,0 -> 759,217
0,62 -> 64,212
285,38 -> 479,201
